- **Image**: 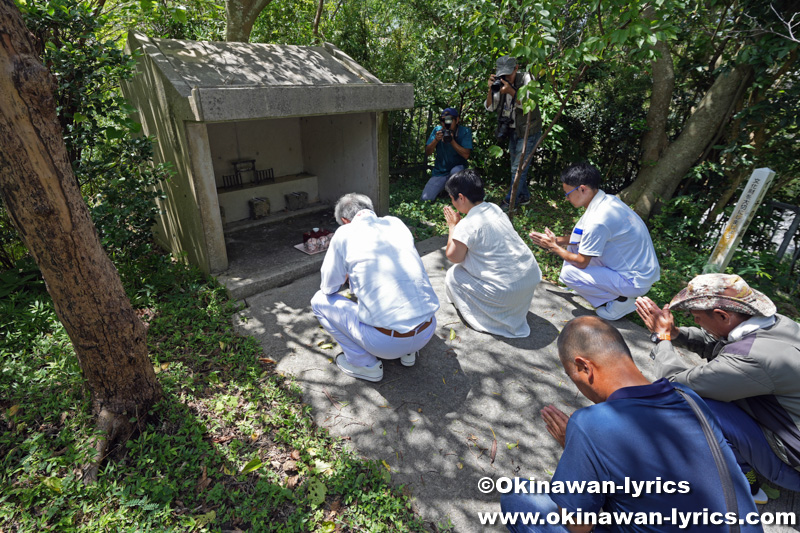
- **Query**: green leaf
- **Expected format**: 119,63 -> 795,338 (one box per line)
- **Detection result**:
42,476 -> 63,494
449,328 -> 456,340
240,457 -> 263,474
73,112 -> 88,123
171,6 -> 187,24
139,0 -> 154,10
194,510 -> 216,527
318,522 -> 336,533
306,478 -> 327,507
488,145 -> 504,158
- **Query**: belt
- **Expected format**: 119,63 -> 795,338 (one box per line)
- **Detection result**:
375,318 -> 433,338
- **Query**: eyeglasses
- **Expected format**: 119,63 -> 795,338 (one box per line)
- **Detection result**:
564,185 -> 581,197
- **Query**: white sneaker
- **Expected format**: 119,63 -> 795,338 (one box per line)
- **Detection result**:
595,298 -> 638,321
401,351 -> 418,367
752,486 -> 768,505
335,353 -> 383,382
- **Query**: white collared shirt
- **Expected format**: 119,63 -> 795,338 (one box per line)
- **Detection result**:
320,210 -> 439,332
568,189 -> 660,289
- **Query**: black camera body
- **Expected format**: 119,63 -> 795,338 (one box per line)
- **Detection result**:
441,116 -> 455,143
491,74 -> 507,93
495,115 -> 513,140
442,127 -> 453,143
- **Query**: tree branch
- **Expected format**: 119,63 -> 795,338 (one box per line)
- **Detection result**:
313,0 -> 325,42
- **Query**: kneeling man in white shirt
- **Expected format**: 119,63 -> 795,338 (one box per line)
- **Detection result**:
311,193 -> 440,382
529,163 -> 660,320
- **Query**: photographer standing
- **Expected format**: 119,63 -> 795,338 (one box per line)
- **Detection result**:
485,56 -> 542,208
421,107 -> 473,201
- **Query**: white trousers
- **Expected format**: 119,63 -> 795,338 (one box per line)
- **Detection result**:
311,291 -> 437,367
559,262 -> 650,308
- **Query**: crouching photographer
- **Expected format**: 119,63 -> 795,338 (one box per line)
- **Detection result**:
421,107 -> 473,201
485,56 -> 542,208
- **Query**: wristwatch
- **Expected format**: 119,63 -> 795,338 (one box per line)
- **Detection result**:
650,332 -> 671,343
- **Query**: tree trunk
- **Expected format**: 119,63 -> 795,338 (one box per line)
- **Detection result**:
0,0 -> 162,477
225,0 -> 274,42
619,63 -> 753,219
313,0 -> 325,41
639,39 -> 674,165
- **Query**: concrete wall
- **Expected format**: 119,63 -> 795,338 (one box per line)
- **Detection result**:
121,39 -> 219,274
207,118 -> 304,187
185,123 -> 227,272
300,112 -> 387,214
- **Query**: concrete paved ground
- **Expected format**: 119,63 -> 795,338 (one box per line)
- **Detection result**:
232,236 -> 798,532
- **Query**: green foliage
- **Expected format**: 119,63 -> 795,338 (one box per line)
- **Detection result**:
250,0 -> 318,45
389,176 -> 450,240
104,0 -> 226,41
0,253 -> 427,531
0,209 -> 28,271
87,138 -> 170,262
5,0 -> 172,268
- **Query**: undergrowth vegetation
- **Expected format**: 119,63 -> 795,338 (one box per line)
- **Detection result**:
0,253 -> 426,532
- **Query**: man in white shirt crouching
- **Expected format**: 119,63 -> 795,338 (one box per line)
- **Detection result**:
529,163 -> 660,321
311,193 -> 440,382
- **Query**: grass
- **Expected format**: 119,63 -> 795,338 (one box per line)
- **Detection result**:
0,252 -> 426,532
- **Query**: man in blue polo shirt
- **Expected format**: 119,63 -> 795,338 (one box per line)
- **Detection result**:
421,107 -> 473,201
500,316 -> 761,532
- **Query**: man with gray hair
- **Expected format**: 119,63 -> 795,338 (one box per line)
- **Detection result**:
311,193 -> 439,382
637,273 -> 800,501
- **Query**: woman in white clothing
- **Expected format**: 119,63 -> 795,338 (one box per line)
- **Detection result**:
442,169 -> 542,338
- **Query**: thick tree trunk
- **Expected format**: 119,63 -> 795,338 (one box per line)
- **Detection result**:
0,0 -> 162,475
619,63 -> 753,218
225,0 -> 273,42
639,39 -> 674,165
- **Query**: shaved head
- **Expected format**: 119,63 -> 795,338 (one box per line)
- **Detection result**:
557,316 -> 632,369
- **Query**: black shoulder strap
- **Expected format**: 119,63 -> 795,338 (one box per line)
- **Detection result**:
673,387 -> 740,533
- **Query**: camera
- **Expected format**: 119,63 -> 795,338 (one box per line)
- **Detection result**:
441,116 -> 455,143
495,115 -> 513,140
491,74 -> 507,93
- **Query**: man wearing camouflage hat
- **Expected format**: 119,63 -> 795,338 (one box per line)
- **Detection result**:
636,273 -> 800,501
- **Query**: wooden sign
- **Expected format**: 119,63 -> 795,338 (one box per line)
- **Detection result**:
705,168 -> 776,273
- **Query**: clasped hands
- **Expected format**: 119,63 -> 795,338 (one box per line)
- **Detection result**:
634,296 -> 678,338
541,404 -> 570,449
529,227 -> 558,251
443,206 -> 461,228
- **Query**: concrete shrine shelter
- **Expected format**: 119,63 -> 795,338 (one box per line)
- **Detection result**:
121,32 -> 413,281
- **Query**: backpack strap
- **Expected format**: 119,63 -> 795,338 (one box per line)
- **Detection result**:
673,387 -> 740,533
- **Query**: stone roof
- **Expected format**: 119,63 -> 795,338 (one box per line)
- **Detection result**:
126,32 -> 414,122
